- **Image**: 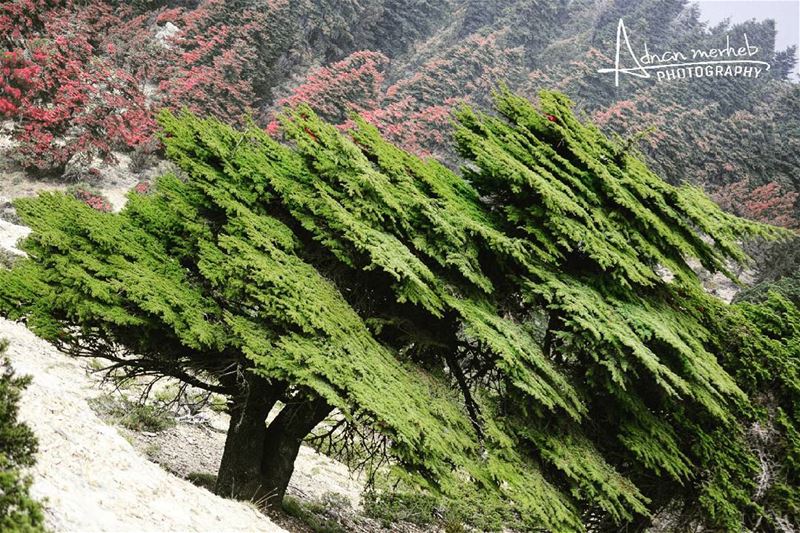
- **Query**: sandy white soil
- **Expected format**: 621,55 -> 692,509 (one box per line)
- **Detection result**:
0,218 -> 29,255
0,156 -> 150,213
0,317 -> 288,533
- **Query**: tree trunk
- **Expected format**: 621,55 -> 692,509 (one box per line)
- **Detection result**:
259,395 -> 332,509
215,376 -> 332,511
215,371 -> 281,501
543,309 -> 565,358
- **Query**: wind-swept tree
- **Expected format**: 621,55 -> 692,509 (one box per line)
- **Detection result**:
716,292 -> 800,530
0,90 -> 795,531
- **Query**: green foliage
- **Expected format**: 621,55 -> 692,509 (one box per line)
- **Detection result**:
208,394 -> 227,413
90,395 -> 175,433
737,237 -> 800,308
363,490 -> 439,527
282,495 -> 347,533
119,404 -> 174,433
738,268 -> 800,310
186,472 -> 217,492
363,489 -> 481,531
453,88 -> 787,529
0,340 -> 45,532
714,292 -> 800,527
0,89 -> 793,531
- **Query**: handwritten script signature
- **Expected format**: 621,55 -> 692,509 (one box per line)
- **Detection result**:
598,19 -> 771,86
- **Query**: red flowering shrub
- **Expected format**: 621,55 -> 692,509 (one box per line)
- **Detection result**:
274,51 -> 389,124
4,0 -> 512,173
154,0 -> 298,124
0,0 -> 68,37
2,2 -> 156,173
1,0 -> 299,174
360,98 -> 456,157
156,13 -> 256,122
273,35 -> 523,157
13,35 -> 155,173
133,181 -> 151,195
69,186 -> 112,212
0,50 -> 39,116
364,34 -> 522,155
712,179 -> 798,228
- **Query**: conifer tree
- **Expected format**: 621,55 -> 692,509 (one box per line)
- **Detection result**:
714,293 -> 800,529
0,90 -> 795,531
0,340 -> 45,532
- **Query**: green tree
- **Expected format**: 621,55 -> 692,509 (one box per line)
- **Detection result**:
737,237 -> 800,308
715,292 -> 800,529
0,339 -> 45,532
0,90 -> 792,531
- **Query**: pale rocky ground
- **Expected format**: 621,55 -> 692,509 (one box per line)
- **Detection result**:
0,123 -> 166,213
0,317 -> 288,533
698,264 -> 755,304
116,412 -> 364,508
0,217 -> 28,255
0,153 -> 156,213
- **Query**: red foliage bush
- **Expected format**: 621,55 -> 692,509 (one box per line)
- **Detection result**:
156,9 -> 255,123
0,0 -> 67,37
133,181 -> 151,195
712,179 -> 799,228
2,1 -> 155,173
154,0 -> 298,124
70,187 -> 112,212
273,34 -> 523,156
1,0 -> 296,174
275,51 -> 390,123
0,50 -> 39,116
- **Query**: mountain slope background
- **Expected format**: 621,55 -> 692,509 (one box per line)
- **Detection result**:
1,0 -> 797,231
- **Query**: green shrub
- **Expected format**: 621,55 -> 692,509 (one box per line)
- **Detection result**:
208,394 -> 227,413
90,394 -> 174,433
363,487 -> 509,531
282,495 -> 346,533
736,269 -> 800,309
119,404 -> 174,432
363,490 -> 439,527
143,443 -> 161,459
186,472 -> 217,491
0,339 -> 45,532
153,384 -> 180,405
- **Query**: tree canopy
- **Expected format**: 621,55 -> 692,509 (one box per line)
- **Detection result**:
1,89 -> 797,531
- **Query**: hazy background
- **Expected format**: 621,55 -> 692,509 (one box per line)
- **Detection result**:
695,0 -> 800,79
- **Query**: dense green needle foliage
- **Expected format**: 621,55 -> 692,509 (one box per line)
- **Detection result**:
1,89 -> 797,531
0,340 -> 45,532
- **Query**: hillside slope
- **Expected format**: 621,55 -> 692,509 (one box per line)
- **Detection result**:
0,314 -> 288,533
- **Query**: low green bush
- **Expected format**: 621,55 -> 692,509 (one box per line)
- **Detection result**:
0,339 -> 45,532
186,472 -> 217,492
90,394 -> 175,433
282,495 -> 346,533
363,490 -> 439,527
